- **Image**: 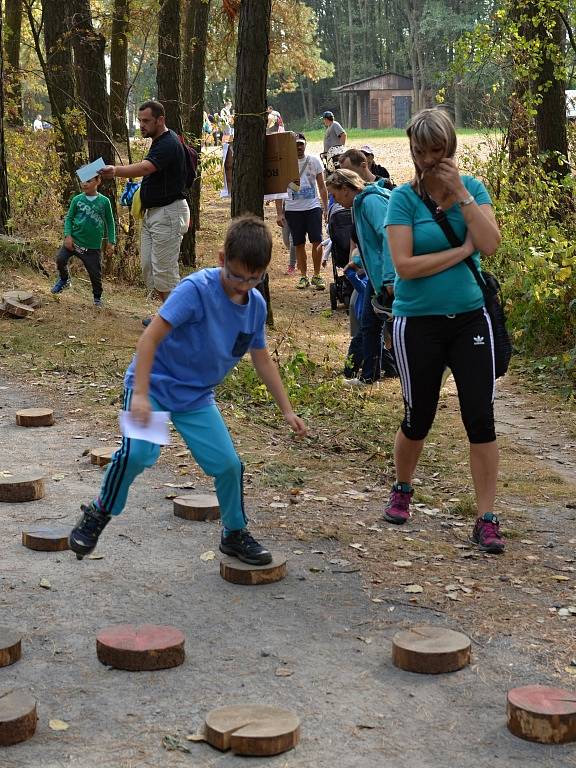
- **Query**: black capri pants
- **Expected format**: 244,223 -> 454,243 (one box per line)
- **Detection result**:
393,308 -> 496,444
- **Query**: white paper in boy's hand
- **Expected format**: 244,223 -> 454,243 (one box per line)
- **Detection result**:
76,157 -> 106,183
119,410 -> 171,445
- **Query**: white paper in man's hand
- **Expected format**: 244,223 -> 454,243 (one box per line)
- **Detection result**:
76,157 -> 106,183
119,410 -> 171,445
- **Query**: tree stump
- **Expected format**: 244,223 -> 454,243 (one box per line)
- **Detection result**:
2,298 -> 34,318
90,447 -> 116,467
507,685 -> 576,744
22,527 -> 71,552
392,625 -> 471,674
0,473 -> 45,503
173,493 -> 220,521
16,408 -> 54,427
2,291 -> 40,308
96,624 -> 185,671
0,691 -> 37,746
204,705 -> 300,756
219,554 -> 287,586
0,628 -> 22,668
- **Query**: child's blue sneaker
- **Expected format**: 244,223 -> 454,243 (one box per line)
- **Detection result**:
51,278 -> 71,294
94,298 -> 103,308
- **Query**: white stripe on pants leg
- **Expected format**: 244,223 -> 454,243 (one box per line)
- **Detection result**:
393,317 -> 412,408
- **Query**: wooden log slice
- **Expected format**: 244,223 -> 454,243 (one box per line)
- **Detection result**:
507,685 -> 576,744
90,447 -> 116,467
392,624 -> 471,674
173,493 -> 220,521
16,408 -> 54,427
2,291 -> 38,307
220,554 -> 287,586
22,526 -> 71,552
0,691 -> 37,746
0,628 -> 22,668
3,298 -> 34,318
96,624 -> 185,671
0,473 -> 45,503
205,705 -> 300,756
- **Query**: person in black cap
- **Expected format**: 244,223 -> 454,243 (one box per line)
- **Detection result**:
322,111 -> 347,155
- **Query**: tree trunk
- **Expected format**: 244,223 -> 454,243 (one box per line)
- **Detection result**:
69,0 -> 117,264
232,0 -> 272,324
300,78 -> 309,123
37,0 -> 84,200
110,0 -> 130,141
535,11 -> 569,180
0,0 -> 11,232
181,0 -> 196,134
4,0 -> 23,127
157,0 -> 182,134
181,0 -> 211,267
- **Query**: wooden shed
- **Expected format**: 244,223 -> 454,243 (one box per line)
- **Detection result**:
332,73 -> 414,129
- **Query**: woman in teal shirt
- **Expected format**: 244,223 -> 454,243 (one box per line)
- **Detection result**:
384,108 -> 505,554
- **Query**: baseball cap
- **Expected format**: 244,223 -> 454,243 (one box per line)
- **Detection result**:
360,144 -> 375,156
295,132 -> 306,143
322,111 -> 334,120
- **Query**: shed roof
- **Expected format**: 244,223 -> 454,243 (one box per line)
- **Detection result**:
332,72 -> 413,93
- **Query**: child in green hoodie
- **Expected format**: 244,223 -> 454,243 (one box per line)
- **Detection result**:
51,175 -> 116,307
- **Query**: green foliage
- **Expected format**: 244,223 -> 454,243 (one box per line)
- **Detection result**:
460,140 -> 576,381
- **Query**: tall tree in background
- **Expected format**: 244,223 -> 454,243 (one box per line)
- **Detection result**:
232,0 -> 272,322
0,0 -> 11,231
183,0 -> 211,266
231,0 -> 271,218
157,0 -> 182,133
4,0 -> 23,126
110,0 -> 130,140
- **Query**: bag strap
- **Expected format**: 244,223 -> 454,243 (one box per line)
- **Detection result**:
299,156 -> 311,179
419,190 -> 490,300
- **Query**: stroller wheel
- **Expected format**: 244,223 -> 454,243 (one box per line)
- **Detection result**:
329,282 -> 338,310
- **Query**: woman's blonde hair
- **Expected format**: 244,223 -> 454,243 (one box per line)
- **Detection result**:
406,108 -> 457,195
325,168 -> 365,193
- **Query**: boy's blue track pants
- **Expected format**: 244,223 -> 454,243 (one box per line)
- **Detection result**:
95,389 -> 247,531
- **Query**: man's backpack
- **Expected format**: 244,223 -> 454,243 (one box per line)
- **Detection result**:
179,136 -> 198,189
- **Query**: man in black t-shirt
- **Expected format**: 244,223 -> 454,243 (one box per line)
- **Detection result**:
100,100 -> 190,302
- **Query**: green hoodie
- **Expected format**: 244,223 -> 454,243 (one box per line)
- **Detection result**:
352,182 -> 394,294
63,193 -> 116,249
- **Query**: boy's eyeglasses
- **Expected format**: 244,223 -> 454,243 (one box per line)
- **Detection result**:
224,266 -> 266,286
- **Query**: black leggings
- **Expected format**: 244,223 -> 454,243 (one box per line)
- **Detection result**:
56,245 -> 102,300
393,309 -> 496,444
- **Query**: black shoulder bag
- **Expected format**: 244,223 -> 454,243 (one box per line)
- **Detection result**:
420,193 -> 512,378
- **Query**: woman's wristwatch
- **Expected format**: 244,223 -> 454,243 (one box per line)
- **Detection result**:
459,194 -> 475,207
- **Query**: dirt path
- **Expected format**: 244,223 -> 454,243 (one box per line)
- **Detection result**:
1,371 -> 575,767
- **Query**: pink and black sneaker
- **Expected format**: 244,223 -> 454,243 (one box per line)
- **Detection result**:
471,512 -> 505,554
384,483 -> 413,524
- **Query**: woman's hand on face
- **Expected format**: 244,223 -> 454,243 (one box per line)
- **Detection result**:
434,159 -> 467,198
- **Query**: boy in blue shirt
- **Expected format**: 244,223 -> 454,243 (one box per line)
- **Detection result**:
69,216 -> 307,564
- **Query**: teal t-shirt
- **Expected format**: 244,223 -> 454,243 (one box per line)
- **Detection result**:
385,176 -> 492,317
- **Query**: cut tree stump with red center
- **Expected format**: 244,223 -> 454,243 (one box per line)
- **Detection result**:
2,291 -> 41,308
0,691 -> 37,746
2,298 -> 35,318
173,493 -> 220,521
507,685 -> 576,744
90,447 -> 116,467
0,473 -> 45,503
22,527 -> 71,552
220,554 -> 287,585
204,704 -> 300,756
392,625 -> 471,674
16,408 -> 54,427
96,624 -> 185,671
0,628 -> 22,668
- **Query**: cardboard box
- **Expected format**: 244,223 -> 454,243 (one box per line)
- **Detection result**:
264,132 -> 299,195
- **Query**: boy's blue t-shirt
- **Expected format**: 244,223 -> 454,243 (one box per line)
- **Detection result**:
385,176 -> 492,317
124,268 -> 267,412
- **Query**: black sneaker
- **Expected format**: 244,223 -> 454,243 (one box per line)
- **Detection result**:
219,529 -> 272,566
69,502 -> 111,560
